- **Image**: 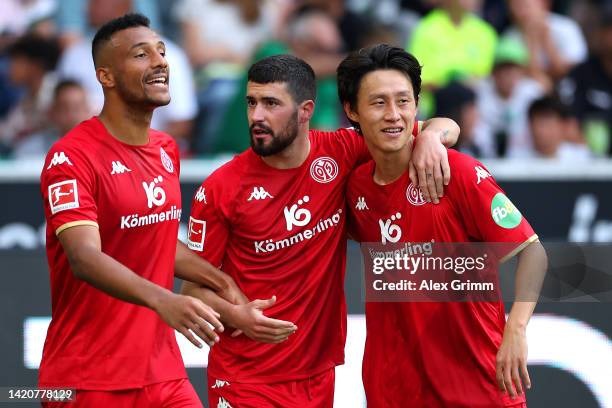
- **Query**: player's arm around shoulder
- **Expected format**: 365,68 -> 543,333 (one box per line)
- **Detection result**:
410,117 -> 460,204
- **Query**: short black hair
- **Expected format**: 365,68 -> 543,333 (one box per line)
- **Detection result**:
92,13 -> 150,67
53,79 -> 85,99
247,54 -> 316,104
337,43 -> 422,129
528,96 -> 571,120
8,34 -> 60,71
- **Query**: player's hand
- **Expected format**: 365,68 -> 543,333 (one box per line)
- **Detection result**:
155,292 -> 224,349
409,129 -> 450,204
496,324 -> 531,399
217,277 -> 249,306
228,296 -> 297,344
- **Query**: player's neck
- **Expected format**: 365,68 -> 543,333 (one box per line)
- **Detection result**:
261,132 -> 310,170
98,101 -> 153,146
372,144 -> 412,186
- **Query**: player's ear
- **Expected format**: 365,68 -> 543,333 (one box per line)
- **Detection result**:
343,101 -> 359,124
298,100 -> 315,124
96,67 -> 115,89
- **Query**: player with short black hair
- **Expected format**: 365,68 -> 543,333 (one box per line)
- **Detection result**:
340,44 -> 547,407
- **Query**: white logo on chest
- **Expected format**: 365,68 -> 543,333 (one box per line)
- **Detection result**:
284,196 -> 311,231
142,176 -> 166,208
379,212 -> 402,244
160,147 -> 174,173
406,183 -> 425,206
310,157 -> 338,183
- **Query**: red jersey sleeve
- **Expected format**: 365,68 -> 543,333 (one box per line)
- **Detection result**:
187,175 -> 230,268
40,145 -> 98,235
447,151 -> 538,258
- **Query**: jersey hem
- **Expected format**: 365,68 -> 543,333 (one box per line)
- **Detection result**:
500,234 -> 539,263
38,373 -> 188,391
55,220 -> 99,236
207,359 -> 344,384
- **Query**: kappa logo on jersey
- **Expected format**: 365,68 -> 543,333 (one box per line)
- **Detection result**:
46,152 -> 73,170
310,157 -> 338,184
247,186 -> 273,201
110,161 -> 131,175
48,180 -> 79,214
160,147 -> 174,173
187,217 -> 206,251
491,193 -> 522,229
211,379 -> 230,389
379,212 -> 402,244
406,183 -> 426,206
195,186 -> 207,203
284,195 -> 311,231
142,176 -> 166,208
475,165 -> 492,184
355,196 -> 369,210
217,397 -> 233,408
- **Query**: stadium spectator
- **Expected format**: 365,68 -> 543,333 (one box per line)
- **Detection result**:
434,81 -> 483,157
0,0 -> 57,39
208,9 -> 345,154
504,0 -> 588,80
0,34 -> 60,157
174,0 -> 283,152
474,36 -> 547,157
13,79 -> 92,158
558,8 -> 612,156
57,0 -> 197,154
408,0 -> 498,116
54,0 -> 160,47
408,0 -> 498,87
527,96 -> 592,160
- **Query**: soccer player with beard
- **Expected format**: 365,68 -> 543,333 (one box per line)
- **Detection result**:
339,44 -> 547,407
182,54 -> 460,407
39,14 -> 245,407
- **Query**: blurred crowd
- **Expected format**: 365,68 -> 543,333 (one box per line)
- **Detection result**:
0,0 -> 610,160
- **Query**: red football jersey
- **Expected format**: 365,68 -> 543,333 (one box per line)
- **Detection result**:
188,128 -> 371,383
346,149 -> 537,407
39,117 -> 187,390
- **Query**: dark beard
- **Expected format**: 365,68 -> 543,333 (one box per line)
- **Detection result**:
250,110 -> 299,157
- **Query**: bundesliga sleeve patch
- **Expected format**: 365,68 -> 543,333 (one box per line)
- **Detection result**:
48,180 -> 79,214
491,193 -> 522,228
187,217 -> 206,251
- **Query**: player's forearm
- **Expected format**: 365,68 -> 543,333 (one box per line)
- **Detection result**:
181,281 -> 237,325
174,241 -> 234,292
420,117 -> 459,148
67,244 -> 171,310
507,240 -> 547,328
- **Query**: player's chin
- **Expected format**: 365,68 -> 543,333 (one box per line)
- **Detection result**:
147,94 -> 171,107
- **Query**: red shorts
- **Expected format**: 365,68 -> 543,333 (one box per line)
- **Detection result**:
208,369 -> 335,408
41,378 -> 202,408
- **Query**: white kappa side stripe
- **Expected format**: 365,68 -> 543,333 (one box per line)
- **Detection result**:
110,161 -> 131,175
46,152 -> 73,169
217,397 -> 233,408
195,186 -> 207,203
355,197 -> 369,210
247,186 -> 273,201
